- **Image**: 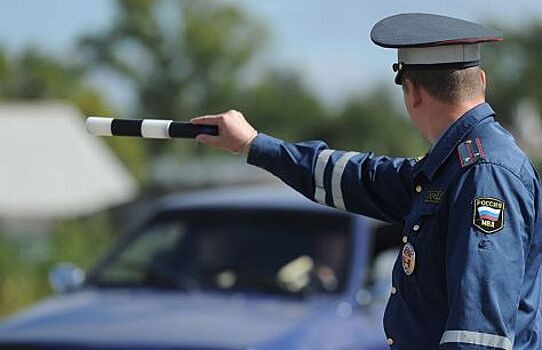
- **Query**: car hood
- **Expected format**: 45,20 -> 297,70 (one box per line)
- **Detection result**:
0,288 -> 335,349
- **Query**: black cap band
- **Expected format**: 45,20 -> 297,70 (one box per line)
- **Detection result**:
393,60 -> 480,85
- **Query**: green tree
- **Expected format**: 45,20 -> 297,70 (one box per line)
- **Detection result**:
325,87 -> 428,156
0,48 -> 100,110
80,0 -> 267,159
238,70 -> 330,142
484,22 -> 542,126
239,74 -> 427,157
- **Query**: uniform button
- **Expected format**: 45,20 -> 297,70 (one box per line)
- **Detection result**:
413,224 -> 420,231
387,338 -> 394,345
391,286 -> 397,295
415,185 -> 423,193
402,236 -> 408,243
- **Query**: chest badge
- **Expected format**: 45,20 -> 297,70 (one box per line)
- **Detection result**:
402,242 -> 416,276
425,190 -> 443,204
473,197 -> 505,234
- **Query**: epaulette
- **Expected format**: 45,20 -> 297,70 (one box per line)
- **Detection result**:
457,138 -> 485,168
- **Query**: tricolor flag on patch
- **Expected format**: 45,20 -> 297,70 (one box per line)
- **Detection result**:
477,206 -> 501,221
473,197 -> 505,234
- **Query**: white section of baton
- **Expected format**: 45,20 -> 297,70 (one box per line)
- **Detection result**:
398,44 -> 480,65
141,119 -> 173,139
86,117 -> 113,136
331,152 -> 358,210
440,330 -> 512,350
314,150 -> 334,204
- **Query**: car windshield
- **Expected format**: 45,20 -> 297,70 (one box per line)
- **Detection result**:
89,209 -> 352,297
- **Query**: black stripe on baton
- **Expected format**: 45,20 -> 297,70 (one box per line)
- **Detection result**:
111,119 -> 143,137
169,122 -> 218,138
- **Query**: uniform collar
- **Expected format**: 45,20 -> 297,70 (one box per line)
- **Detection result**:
413,102 -> 495,180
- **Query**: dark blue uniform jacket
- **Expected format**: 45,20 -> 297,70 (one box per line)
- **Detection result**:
247,102 -> 542,349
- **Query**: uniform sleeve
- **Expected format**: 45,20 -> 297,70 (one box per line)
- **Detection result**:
440,163 -> 533,350
247,133 -> 415,223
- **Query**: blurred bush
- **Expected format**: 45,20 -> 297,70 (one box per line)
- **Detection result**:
484,21 -> 542,127
0,214 -> 117,318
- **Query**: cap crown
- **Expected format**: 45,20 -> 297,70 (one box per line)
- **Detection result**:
371,13 -> 503,48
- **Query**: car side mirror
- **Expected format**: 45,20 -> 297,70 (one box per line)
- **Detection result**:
355,288 -> 373,308
48,262 -> 85,294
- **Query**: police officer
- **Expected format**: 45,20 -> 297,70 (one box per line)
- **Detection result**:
192,13 -> 542,350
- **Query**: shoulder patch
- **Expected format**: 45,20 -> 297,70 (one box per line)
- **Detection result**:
457,138 -> 485,168
473,197 -> 505,234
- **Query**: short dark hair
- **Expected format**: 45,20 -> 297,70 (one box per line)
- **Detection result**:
402,67 -> 484,103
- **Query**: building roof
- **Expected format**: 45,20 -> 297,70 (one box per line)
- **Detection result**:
0,101 -> 137,220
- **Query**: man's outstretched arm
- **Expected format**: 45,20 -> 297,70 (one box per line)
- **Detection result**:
192,110 -> 415,223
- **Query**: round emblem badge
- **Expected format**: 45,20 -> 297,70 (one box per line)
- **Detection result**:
402,242 -> 416,276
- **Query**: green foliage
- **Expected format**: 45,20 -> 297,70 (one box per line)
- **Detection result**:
80,0 -> 266,157
238,74 -> 427,156
238,70 -> 330,141
484,22 -> 542,126
0,48 -> 110,119
48,214 -> 118,269
0,48 -> 81,99
482,21 -> 542,171
325,87 -> 428,156
0,214 -> 117,318
0,233 -> 46,317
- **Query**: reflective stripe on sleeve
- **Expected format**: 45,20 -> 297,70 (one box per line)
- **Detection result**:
331,152 -> 359,210
440,330 -> 512,350
314,150 -> 334,204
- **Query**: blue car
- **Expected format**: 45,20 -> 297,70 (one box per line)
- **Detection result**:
0,186 -> 402,350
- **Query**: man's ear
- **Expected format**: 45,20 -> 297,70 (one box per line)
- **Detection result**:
479,69 -> 487,91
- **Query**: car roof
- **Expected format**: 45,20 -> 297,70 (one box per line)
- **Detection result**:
155,184 -> 353,216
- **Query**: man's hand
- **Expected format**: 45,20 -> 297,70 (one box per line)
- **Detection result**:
191,110 -> 257,154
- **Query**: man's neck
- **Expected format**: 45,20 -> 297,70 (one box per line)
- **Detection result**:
426,98 -> 486,144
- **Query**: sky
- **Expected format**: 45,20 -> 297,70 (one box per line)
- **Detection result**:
0,0 -> 541,109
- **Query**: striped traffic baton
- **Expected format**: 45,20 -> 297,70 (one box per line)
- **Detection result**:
86,117 -> 218,139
